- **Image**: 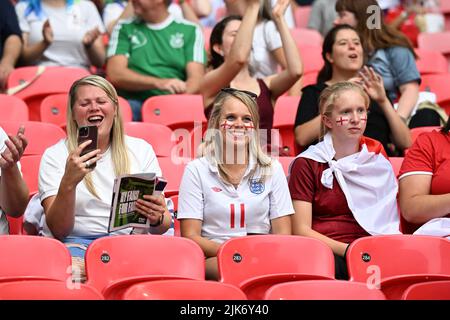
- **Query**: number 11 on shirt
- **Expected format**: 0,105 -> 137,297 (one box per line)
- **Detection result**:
230,203 -> 245,229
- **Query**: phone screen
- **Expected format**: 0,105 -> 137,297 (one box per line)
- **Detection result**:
78,125 -> 98,169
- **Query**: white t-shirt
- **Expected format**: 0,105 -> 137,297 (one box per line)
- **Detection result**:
102,1 -> 183,29
15,0 -> 105,69
249,20 -> 282,78
177,157 -> 294,243
39,136 -> 162,237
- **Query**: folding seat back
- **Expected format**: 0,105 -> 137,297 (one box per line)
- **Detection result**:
414,49 -> 448,75
420,74 -> 450,114
85,235 -> 205,299
123,280 -> 247,300
7,66 -> 90,120
0,94 -> 29,121
294,6 -> 312,28
19,154 -> 42,196
0,280 -> 103,300
157,157 -> 187,197
218,235 -> 335,299
141,95 -> 207,132
347,235 -> 450,299
299,46 -> 324,74
388,157 -> 403,178
264,280 -> 386,300
277,157 -> 296,177
0,121 -> 66,155
290,28 -> 323,47
273,96 -> 301,156
124,122 -> 175,157
402,280 -> 450,300
0,235 -> 72,282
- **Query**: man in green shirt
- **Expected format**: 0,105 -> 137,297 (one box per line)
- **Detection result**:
107,0 -> 205,121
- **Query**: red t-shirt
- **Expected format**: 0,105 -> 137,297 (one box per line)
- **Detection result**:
399,131 -> 450,233
288,136 -> 385,243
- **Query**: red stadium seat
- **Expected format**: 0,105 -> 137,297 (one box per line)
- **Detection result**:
299,45 -> 324,74
419,73 -> 450,114
277,156 -> 296,176
157,157 -> 187,197
290,28 -> 323,47
0,280 -> 103,300
273,96 -> 301,156
141,94 -> 207,132
388,157 -> 403,177
0,94 -> 29,121
402,280 -> 450,300
0,235 -> 72,282
264,280 -> 386,300
40,93 -> 133,129
123,279 -> 247,300
294,6 -> 312,28
6,66 -> 90,120
0,121 -> 66,155
346,235 -> 450,299
85,235 -> 205,299
414,49 -> 448,75
124,122 -> 175,157
20,154 -> 42,196
217,235 -> 335,299
301,71 -> 319,88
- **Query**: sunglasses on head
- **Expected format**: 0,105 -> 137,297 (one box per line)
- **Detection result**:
221,87 -> 258,99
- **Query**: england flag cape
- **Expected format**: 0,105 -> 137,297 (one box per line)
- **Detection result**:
295,133 -> 401,235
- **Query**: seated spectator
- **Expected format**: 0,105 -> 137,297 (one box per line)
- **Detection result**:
39,75 -> 171,280
0,0 -> 22,92
335,0 -> 441,129
15,0 -> 106,70
289,82 -> 401,279
177,88 -> 293,280
0,125 -> 29,234
106,0 -> 206,121
307,0 -> 337,37
201,0 -> 302,150
398,124 -> 450,238
294,24 -> 411,155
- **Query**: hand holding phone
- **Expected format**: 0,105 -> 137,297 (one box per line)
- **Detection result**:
78,125 -> 98,169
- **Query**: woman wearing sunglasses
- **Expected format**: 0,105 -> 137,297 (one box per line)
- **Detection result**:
177,88 -> 293,280
200,0 -> 302,150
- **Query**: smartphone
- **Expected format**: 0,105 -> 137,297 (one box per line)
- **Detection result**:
78,125 -> 98,169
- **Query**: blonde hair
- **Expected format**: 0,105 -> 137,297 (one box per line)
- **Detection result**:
203,89 -> 272,182
318,82 -> 369,139
67,75 -> 130,198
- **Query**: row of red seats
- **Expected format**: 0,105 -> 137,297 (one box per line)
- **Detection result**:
0,234 -> 448,300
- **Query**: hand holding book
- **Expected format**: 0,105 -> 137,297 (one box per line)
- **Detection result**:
135,194 -> 167,227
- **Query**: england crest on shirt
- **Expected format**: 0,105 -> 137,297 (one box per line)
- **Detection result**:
249,179 -> 264,194
170,33 -> 184,49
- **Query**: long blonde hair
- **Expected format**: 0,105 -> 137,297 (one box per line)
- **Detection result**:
318,82 -> 369,139
203,89 -> 272,182
66,75 -> 130,198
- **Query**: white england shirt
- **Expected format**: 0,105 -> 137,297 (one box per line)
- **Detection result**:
177,156 -> 294,243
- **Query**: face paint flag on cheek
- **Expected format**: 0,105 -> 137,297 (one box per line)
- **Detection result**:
336,116 -> 349,126
360,115 -> 367,123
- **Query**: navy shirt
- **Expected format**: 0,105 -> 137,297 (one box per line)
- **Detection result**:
0,0 -> 22,58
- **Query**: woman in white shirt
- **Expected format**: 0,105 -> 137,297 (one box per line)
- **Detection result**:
177,88 -> 294,280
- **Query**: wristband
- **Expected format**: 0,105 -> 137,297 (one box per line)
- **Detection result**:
150,212 -> 164,227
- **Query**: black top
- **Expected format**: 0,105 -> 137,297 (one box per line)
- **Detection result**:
0,0 -> 22,58
295,82 -> 393,155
